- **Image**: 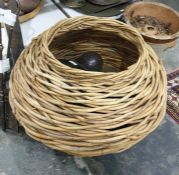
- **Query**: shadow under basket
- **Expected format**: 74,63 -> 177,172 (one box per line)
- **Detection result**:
9,16 -> 167,157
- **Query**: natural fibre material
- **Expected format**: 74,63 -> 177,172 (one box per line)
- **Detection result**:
9,16 -> 167,157
167,69 -> 179,124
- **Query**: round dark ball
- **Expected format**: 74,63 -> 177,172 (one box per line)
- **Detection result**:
76,52 -> 103,71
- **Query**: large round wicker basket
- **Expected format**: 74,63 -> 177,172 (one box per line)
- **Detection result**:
9,16 -> 167,157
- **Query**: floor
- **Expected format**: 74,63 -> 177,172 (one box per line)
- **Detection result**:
0,0 -> 179,175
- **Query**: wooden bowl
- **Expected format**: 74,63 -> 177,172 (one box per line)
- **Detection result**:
19,0 -> 41,13
19,0 -> 44,23
124,2 -> 179,44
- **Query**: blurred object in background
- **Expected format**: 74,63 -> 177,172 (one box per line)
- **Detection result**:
19,0 -> 41,13
88,0 -> 125,6
60,0 -> 86,8
60,0 -> 137,17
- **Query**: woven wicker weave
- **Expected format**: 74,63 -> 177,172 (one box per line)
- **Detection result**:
9,16 -> 167,157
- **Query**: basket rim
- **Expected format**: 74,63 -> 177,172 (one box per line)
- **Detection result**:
43,16 -> 149,75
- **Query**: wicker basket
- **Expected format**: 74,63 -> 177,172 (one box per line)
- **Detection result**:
9,16 -> 167,157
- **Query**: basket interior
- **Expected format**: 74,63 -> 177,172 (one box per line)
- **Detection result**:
49,29 -> 140,72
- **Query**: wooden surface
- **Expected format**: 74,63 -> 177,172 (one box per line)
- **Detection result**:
0,0 -> 24,131
19,0 -> 44,23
